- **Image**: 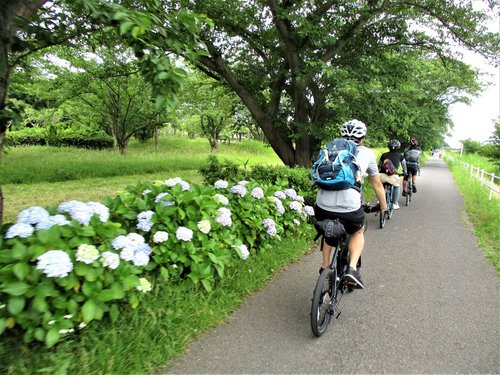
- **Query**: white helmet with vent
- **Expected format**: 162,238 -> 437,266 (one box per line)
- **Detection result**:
340,119 -> 367,142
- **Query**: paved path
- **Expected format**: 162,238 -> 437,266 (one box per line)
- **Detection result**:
162,156 -> 500,374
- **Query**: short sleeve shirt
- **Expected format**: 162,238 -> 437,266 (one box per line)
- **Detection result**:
315,146 -> 379,213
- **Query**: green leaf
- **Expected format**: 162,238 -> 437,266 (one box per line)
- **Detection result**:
8,296 -> 25,315
109,304 -> 119,322
200,279 -> 213,292
0,319 -> 5,335
45,328 -> 60,348
34,328 -> 45,342
160,266 -> 169,281
13,262 -> 30,280
2,281 -> 30,296
11,242 -> 27,260
82,299 -> 97,322
32,295 -> 48,313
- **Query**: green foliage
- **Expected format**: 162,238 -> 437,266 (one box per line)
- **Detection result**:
0,207 -> 146,347
5,129 -> 114,149
0,175 -> 314,346
198,156 -> 315,205
446,158 -> 500,274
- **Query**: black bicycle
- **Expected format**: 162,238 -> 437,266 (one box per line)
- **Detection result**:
404,172 -> 413,206
310,205 -> 378,337
379,183 -> 395,228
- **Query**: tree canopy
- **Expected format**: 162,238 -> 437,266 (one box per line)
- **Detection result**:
169,0 -> 499,166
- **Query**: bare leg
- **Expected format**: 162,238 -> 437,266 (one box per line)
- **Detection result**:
348,226 -> 365,270
322,242 -> 332,269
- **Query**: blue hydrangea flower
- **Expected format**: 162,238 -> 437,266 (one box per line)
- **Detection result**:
273,197 -> 285,214
216,207 -> 232,227
36,214 -> 71,230
17,206 -> 50,225
137,210 -> 155,232
262,218 -> 277,236
233,244 -> 250,260
230,184 -> 247,197
274,191 -> 286,200
155,192 -> 175,206
5,223 -> 34,239
87,202 -> 110,222
132,252 -> 150,267
58,201 -> 94,226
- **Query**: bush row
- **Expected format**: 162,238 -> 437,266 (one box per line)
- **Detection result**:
5,130 -> 114,149
0,175 -> 314,347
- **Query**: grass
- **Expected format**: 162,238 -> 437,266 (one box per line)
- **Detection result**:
1,136 -> 282,223
0,228 -> 315,374
445,152 -> 500,275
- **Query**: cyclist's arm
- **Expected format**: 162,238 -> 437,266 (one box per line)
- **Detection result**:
401,159 -> 408,175
370,174 -> 388,211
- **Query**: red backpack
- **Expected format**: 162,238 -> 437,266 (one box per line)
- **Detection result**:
380,158 -> 397,175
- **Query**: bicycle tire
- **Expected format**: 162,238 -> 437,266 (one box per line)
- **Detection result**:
386,186 -> 393,220
311,267 -> 336,337
379,208 -> 386,228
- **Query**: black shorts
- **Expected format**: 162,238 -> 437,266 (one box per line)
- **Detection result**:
313,204 -> 365,235
404,165 -> 419,180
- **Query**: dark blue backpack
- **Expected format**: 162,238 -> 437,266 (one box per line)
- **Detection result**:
311,139 -> 361,191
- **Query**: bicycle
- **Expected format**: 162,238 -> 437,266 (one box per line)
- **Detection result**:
310,205 -> 378,337
404,171 -> 413,206
379,183 -> 395,228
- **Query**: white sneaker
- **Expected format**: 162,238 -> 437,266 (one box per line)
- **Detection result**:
393,203 -> 400,210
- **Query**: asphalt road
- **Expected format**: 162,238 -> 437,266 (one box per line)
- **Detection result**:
161,155 -> 500,374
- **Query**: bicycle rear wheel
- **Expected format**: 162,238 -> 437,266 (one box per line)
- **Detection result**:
379,209 -> 387,228
406,179 -> 412,206
386,187 -> 394,219
311,267 -> 337,337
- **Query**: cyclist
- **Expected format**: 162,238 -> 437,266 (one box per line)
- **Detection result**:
314,119 -> 387,289
378,139 -> 407,209
403,139 -> 421,194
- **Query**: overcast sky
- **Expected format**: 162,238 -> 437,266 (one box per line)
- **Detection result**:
445,7 -> 499,148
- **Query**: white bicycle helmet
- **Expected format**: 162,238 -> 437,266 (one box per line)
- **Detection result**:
340,119 -> 367,142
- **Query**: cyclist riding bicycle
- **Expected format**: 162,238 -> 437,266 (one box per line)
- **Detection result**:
314,119 -> 387,289
403,139 -> 421,194
378,139 -> 407,210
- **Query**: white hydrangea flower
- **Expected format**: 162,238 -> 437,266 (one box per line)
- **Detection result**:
289,201 -> 303,213
165,177 -> 183,187
262,218 -> 277,236
230,184 -> 247,197
136,277 -> 152,293
237,180 -> 249,186
214,180 -> 228,189
213,194 -> 229,205
153,231 -> 169,243
216,207 -> 232,227
132,252 -> 150,267
273,197 -> 285,214
304,205 -> 315,216
142,189 -> 152,196
120,247 -> 135,261
87,201 -> 110,222
101,251 -> 120,269
234,244 -> 250,260
5,223 -> 34,239
284,188 -> 298,200
57,201 -> 94,226
293,218 -> 301,226
197,220 -> 211,234
251,187 -> 264,199
36,250 -> 73,278
76,244 -> 100,264
176,227 -> 193,241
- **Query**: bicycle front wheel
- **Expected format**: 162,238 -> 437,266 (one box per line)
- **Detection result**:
379,209 -> 387,228
311,268 -> 336,337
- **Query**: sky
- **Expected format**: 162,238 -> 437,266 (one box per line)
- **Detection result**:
445,6 -> 499,149
446,56 -> 499,148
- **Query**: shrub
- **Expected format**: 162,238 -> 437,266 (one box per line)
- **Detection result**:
0,177 -> 315,347
5,130 -> 114,149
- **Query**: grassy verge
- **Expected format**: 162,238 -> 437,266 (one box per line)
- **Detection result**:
1,137 -> 281,223
0,228 -> 315,374
446,154 -> 500,275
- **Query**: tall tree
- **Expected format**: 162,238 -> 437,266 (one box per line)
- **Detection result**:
168,0 -> 499,167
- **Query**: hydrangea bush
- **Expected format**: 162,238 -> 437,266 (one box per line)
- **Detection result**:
0,177 -> 314,347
